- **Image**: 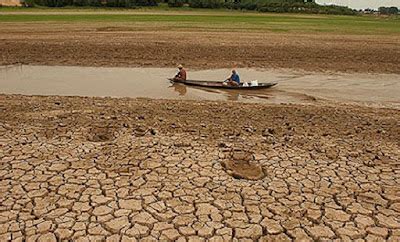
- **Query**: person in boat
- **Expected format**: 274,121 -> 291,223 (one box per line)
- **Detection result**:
173,64 -> 187,81
224,69 -> 240,86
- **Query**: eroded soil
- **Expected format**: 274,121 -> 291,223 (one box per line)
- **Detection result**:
0,94 -> 399,241
1,23 -> 400,73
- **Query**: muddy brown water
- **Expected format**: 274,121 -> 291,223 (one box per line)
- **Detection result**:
1,65 -> 399,108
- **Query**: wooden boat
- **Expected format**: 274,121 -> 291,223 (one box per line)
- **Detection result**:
169,79 -> 277,90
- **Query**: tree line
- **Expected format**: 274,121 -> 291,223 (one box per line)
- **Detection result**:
22,0 -> 357,15
378,6 -> 399,15
24,0 -> 157,7
173,0 -> 356,15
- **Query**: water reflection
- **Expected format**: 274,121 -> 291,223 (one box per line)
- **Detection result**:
173,84 -> 273,102
171,84 -> 242,101
227,92 -> 240,101
170,83 -> 187,96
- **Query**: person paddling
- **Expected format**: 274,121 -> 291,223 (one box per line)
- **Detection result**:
173,64 -> 187,81
224,69 -> 240,86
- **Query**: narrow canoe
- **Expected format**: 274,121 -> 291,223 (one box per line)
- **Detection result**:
169,79 -> 277,90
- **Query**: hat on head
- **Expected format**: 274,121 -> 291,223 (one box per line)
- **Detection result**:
178,64 -> 183,68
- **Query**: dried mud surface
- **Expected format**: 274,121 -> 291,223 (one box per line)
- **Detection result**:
1,94 -> 399,241
1,23 -> 400,73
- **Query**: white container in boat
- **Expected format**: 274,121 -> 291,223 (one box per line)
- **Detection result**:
251,80 -> 258,86
243,82 -> 249,87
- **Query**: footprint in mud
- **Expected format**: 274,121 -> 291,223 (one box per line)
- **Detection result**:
221,150 -> 266,180
87,127 -> 115,142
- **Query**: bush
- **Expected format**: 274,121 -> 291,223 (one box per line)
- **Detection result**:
379,6 -> 399,15
73,0 -> 88,6
31,0 -> 157,7
222,2 -> 240,10
24,0 -> 36,7
26,0 -> 356,14
134,0 -> 157,6
87,0 -> 101,6
188,0 -> 201,8
168,0 -> 184,7
253,1 -> 356,15
240,2 -> 257,10
34,0 -> 69,7
189,0 -> 223,9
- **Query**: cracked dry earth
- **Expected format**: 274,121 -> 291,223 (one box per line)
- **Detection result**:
0,94 -> 400,242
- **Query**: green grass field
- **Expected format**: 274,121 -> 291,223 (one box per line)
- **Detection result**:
0,7 -> 399,35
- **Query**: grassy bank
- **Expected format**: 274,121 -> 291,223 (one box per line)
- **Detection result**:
0,8 -> 399,35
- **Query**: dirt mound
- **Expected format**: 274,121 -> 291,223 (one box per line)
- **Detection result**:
87,127 -> 115,142
221,150 -> 266,180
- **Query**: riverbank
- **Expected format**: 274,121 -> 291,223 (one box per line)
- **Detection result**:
1,10 -> 399,73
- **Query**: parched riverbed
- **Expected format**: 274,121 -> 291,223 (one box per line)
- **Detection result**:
0,93 -> 399,241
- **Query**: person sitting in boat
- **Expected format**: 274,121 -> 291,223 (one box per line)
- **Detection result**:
224,69 -> 240,86
173,64 -> 187,81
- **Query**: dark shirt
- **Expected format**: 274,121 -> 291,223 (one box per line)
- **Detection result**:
231,73 -> 240,83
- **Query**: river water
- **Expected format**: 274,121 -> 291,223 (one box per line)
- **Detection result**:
1,65 -> 399,108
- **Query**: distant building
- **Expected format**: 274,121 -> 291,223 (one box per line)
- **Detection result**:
362,8 -> 378,15
0,0 -> 22,6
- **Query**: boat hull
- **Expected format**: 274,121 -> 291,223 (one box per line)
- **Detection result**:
169,79 -> 277,90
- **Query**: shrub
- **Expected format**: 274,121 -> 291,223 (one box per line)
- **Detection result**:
30,0 -> 158,7
379,6 -> 399,15
253,1 -> 356,15
188,0 -> 201,8
168,0 -> 184,7
73,0 -> 89,6
189,0 -> 223,9
87,0 -> 101,6
241,2 -> 257,10
24,0 -> 36,7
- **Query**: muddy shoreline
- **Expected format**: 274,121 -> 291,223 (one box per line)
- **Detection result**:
1,23 -> 400,74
